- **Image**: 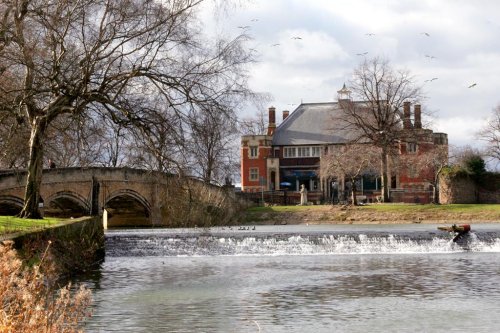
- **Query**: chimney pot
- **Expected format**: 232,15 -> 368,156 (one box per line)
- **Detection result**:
414,105 -> 422,129
403,101 -> 412,129
268,106 -> 276,124
267,107 -> 276,136
282,110 -> 289,121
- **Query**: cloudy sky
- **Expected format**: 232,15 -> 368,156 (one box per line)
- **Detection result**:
203,0 -> 500,150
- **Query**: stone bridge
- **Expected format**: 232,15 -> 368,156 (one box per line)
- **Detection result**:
0,167 -> 175,227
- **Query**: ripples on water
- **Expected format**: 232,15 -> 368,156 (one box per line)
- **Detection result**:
83,225 -> 500,333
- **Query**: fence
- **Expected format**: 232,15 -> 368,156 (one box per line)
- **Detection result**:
237,189 -> 434,205
236,190 -> 325,206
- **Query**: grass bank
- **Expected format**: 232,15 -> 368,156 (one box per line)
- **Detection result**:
0,216 -> 61,236
241,204 -> 500,225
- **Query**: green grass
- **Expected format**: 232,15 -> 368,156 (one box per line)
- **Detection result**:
246,205 -> 322,213
358,203 -> 500,213
248,204 -> 500,213
0,216 -> 62,235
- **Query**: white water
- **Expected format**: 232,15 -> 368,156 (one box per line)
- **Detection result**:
83,224 -> 500,332
105,224 -> 500,257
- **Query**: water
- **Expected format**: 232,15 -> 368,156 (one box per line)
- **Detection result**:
83,224 -> 500,332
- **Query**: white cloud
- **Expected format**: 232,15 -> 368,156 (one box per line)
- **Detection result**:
264,30 -> 349,66
199,0 -> 500,150
435,116 -> 487,148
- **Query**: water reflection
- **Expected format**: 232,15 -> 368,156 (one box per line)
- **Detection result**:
83,227 -> 500,332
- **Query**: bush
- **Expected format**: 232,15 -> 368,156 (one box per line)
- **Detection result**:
464,155 -> 486,176
0,241 -> 92,332
161,178 -> 246,228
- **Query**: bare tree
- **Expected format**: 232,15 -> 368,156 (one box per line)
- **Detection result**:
0,68 -> 30,168
401,144 -> 448,203
0,116 -> 30,169
338,57 -> 422,202
127,103 -> 186,173
451,145 -> 487,176
321,144 -> 380,205
477,105 -> 500,166
238,108 -> 267,135
187,105 -> 239,184
0,0 -> 255,218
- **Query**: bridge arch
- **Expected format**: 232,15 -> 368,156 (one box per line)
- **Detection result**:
104,189 -> 151,227
0,195 -> 24,216
45,191 -> 90,218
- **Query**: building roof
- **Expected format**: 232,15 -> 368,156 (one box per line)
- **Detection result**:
271,102 -> 361,146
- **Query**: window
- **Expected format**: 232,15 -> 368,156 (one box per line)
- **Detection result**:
284,147 -> 296,158
249,168 -> 259,181
284,146 -> 321,158
249,146 -> 258,158
297,147 -> 310,157
407,142 -> 417,153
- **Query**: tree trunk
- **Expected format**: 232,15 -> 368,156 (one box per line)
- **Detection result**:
350,179 -> 357,205
432,179 -> 440,204
433,167 -> 444,204
432,185 -> 439,204
381,149 -> 390,202
19,118 -> 47,219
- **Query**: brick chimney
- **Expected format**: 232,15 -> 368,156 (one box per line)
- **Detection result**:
414,104 -> 422,129
282,110 -> 289,121
403,101 -> 412,129
267,106 -> 276,136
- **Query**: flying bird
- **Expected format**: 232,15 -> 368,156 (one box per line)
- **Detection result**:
237,25 -> 250,29
356,52 -> 368,56
271,43 -> 280,47
421,32 -> 430,36
468,83 -> 477,88
424,77 -> 438,82
291,36 -> 302,40
425,55 -> 436,59
251,19 -> 259,22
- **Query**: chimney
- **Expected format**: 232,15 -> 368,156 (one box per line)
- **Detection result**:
282,110 -> 289,121
403,101 -> 412,129
414,104 -> 422,129
267,106 -> 276,136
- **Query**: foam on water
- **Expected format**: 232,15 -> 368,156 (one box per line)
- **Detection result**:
105,227 -> 500,257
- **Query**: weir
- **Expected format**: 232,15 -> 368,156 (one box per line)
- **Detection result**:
86,223 -> 500,332
104,224 -> 500,257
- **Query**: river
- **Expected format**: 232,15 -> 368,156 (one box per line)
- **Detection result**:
83,224 -> 500,332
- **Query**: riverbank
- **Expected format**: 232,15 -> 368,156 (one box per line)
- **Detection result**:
240,204 -> 500,225
0,216 -> 61,235
1,216 -> 104,277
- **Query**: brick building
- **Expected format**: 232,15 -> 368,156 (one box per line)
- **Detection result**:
240,87 -> 448,203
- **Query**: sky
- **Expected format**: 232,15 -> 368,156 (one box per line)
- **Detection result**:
201,0 -> 500,151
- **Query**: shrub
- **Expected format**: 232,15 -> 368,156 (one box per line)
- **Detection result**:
0,241 -> 92,333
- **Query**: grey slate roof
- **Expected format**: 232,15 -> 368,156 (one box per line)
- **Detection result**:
271,102 -> 360,146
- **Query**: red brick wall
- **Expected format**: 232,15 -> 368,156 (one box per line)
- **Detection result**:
241,137 -> 272,192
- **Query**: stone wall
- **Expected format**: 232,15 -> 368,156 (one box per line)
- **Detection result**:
439,174 -> 500,204
8,217 -> 104,277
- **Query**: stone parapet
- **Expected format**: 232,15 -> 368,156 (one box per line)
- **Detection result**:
6,217 -> 104,277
